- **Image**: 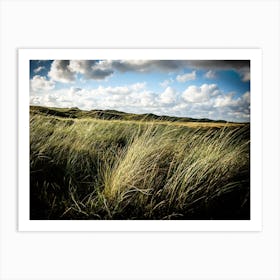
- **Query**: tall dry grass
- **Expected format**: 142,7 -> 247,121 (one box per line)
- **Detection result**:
30,113 -> 250,220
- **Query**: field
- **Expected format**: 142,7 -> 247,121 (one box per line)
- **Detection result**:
30,106 -> 250,220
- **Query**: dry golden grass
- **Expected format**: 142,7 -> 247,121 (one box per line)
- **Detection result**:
30,111 -> 250,220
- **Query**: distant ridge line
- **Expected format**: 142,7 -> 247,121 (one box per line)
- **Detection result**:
30,105 -> 243,124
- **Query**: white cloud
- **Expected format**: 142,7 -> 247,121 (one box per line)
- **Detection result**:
104,86 -> 131,95
242,91 -> 250,103
182,84 -> 219,103
34,66 -> 45,74
159,87 -> 177,105
111,60 -> 250,74
130,82 -> 146,91
30,81 -> 250,122
88,82 -> 146,97
69,60 -> 91,75
48,60 -> 76,83
69,87 -> 82,95
176,71 -> 196,83
30,75 -> 55,92
139,91 -> 157,107
46,60 -> 250,84
111,60 -> 186,73
214,94 -> 235,107
214,91 -> 250,109
159,78 -> 173,88
205,70 -> 216,79
241,70 -> 250,82
69,60 -> 114,80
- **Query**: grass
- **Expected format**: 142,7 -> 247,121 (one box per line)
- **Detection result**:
30,106 -> 250,220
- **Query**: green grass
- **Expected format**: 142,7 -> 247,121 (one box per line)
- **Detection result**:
30,105 -> 237,123
30,106 -> 250,220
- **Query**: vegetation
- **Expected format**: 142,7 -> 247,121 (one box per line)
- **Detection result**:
30,106 -> 250,220
30,105 -> 235,123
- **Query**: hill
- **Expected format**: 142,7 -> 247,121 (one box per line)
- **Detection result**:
30,105 -> 230,123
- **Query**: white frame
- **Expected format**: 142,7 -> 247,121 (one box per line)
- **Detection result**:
18,48 -> 262,232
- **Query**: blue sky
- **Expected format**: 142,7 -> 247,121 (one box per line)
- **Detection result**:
30,59 -> 250,122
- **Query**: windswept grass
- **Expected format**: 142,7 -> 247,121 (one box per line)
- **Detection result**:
30,108 -> 250,220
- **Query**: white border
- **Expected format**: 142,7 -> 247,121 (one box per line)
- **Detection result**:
18,48 -> 262,231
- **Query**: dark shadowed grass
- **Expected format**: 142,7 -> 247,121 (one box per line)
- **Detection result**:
30,109 -> 250,220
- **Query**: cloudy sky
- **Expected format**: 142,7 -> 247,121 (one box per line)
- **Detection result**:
30,59 -> 250,122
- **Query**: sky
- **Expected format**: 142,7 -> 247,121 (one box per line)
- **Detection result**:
30,59 -> 250,122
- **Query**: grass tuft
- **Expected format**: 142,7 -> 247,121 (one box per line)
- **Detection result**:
30,107 -> 250,220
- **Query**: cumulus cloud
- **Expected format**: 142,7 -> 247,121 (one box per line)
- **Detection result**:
48,60 -> 76,83
46,60 -> 250,83
159,87 -> 177,105
110,60 -> 186,73
189,60 -> 250,82
130,82 -> 146,91
187,60 -> 249,70
89,82 -> 147,96
69,87 -> 82,94
182,84 -> 220,103
159,78 -> 173,88
138,91 -> 157,107
205,70 -> 216,79
111,60 -> 250,74
214,91 -> 250,109
30,75 -> 55,92
214,94 -> 235,107
34,66 -> 45,74
69,60 -> 114,80
47,60 -> 114,82
239,70 -> 250,82
176,71 -> 196,83
213,91 -> 250,121
29,81 -> 250,122
242,91 -> 250,103
30,82 -> 155,112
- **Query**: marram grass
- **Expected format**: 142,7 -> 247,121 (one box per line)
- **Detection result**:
30,110 -> 250,220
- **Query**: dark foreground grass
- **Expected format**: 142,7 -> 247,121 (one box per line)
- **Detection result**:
30,109 -> 250,220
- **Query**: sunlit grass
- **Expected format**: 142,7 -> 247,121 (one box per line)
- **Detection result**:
30,110 -> 250,220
